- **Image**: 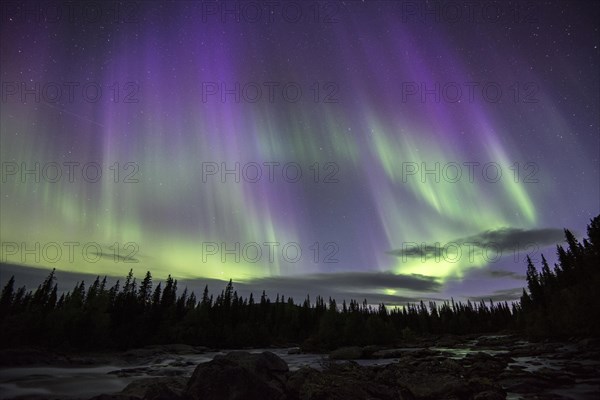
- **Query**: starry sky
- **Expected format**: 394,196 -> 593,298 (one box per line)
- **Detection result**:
1,1 -> 599,305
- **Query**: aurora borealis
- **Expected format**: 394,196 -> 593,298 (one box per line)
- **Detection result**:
0,1 -> 598,305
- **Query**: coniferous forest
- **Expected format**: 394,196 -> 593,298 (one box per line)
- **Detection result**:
1,215 -> 599,351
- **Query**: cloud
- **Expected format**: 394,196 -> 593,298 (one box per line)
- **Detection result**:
469,287 -> 524,302
90,251 -> 140,263
245,271 -> 441,293
388,227 -> 565,260
487,270 -> 526,280
231,272 -> 442,306
229,272 -> 443,306
462,227 -> 565,251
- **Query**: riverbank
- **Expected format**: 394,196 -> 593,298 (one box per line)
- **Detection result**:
1,335 -> 599,399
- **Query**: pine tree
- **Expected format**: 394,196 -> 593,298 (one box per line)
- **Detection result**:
32,269 -> 56,308
186,292 -> 197,310
201,285 -> 211,308
123,269 -> 135,296
0,276 -> 15,310
48,284 -> 57,309
161,275 -> 176,308
152,282 -> 162,308
138,271 -> 153,306
224,279 -> 234,307
525,256 -> 541,302
86,276 -> 100,304
540,255 -> 554,288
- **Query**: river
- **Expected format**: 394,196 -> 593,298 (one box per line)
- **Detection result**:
1,344 -> 598,399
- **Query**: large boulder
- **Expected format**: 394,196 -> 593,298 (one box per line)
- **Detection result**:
467,377 -> 506,400
120,376 -> 188,400
285,366 -> 322,398
215,350 -> 289,375
185,351 -> 288,400
377,359 -> 472,399
288,362 -> 406,400
464,352 -> 509,377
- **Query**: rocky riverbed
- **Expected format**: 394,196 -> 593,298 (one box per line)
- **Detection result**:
1,335 -> 598,399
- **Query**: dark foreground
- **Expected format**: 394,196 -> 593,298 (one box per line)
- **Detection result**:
1,335 -> 599,400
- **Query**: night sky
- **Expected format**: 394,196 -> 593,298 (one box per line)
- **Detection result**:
1,1 -> 598,305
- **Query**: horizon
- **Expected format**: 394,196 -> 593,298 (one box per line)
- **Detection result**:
0,263 -> 525,310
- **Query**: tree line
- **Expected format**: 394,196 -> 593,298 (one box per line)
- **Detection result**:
520,215 -> 600,335
1,215 -> 598,350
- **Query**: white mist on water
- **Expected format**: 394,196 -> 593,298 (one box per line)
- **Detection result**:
0,365 -> 130,399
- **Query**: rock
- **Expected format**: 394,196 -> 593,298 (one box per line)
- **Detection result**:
372,348 -> 405,359
400,373 -> 470,398
362,345 -> 384,358
465,352 -> 495,362
435,335 -> 462,348
120,376 -> 188,400
468,359 -> 507,376
577,337 -> 600,347
285,366 -> 321,396
290,362 -> 404,400
216,350 -> 289,374
566,362 -> 598,377
463,351 -> 509,378
185,351 -> 288,400
89,395 -> 141,400
473,391 -> 506,400
287,347 -> 301,355
535,367 -> 575,385
499,372 -> 549,394
409,348 -> 441,359
468,377 -> 506,399
475,336 -> 517,348
377,359 -> 472,399
440,359 -> 463,374
329,346 -> 363,360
